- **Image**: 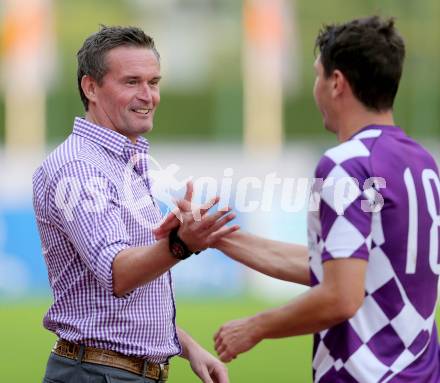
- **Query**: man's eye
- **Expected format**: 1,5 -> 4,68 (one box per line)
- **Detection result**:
127,80 -> 137,85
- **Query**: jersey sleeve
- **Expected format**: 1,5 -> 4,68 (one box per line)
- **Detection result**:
47,160 -> 131,292
315,143 -> 374,263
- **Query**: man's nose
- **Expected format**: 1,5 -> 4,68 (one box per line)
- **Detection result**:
137,82 -> 152,102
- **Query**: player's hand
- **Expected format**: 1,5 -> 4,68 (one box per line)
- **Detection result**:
153,180 -> 194,240
214,317 -> 262,363
187,345 -> 229,383
176,198 -> 239,253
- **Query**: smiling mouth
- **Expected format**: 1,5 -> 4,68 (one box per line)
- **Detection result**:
132,108 -> 152,115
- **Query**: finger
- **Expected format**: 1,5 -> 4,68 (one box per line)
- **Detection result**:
199,367 -> 214,383
214,330 -> 224,348
204,212 -> 236,233
153,218 -> 180,239
207,225 -> 240,246
215,343 -> 227,356
153,216 -> 174,234
155,210 -> 180,231
211,365 -> 229,383
219,351 -> 235,363
214,324 -> 230,339
184,180 -> 193,202
198,208 -> 233,231
194,196 -> 220,219
213,334 -> 223,350
162,203 -> 185,223
153,230 -> 168,240
176,199 -> 192,214
188,196 -> 220,223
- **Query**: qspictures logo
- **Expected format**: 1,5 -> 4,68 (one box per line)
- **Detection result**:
54,153 -> 386,227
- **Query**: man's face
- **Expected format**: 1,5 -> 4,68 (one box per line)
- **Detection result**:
313,55 -> 335,133
92,46 -> 161,142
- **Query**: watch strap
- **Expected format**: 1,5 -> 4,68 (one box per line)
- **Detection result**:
169,228 -> 197,260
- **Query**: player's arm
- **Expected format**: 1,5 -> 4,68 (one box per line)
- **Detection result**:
177,327 -> 229,383
214,257 -> 366,362
214,152 -> 373,361
155,201 -> 310,286
214,231 -> 310,286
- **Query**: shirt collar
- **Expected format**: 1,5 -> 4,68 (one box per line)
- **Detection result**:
72,117 -> 150,156
349,124 -> 402,141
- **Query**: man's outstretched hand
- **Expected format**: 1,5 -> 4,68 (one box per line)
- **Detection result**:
153,181 -> 239,250
153,181 -> 194,240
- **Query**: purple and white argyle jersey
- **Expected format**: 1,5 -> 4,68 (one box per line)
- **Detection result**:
308,125 -> 440,382
33,118 -> 181,363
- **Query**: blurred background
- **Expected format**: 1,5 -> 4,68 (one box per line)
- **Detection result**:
1,0 -> 440,381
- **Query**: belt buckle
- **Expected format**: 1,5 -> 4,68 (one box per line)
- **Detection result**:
143,361 -> 166,380
158,363 -> 166,381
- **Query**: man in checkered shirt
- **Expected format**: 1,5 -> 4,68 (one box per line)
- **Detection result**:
34,26 -> 238,383
191,16 -> 440,382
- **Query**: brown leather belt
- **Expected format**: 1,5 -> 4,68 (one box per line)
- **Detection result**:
52,339 -> 169,381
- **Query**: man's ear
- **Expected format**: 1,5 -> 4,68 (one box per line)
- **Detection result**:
81,75 -> 98,105
330,69 -> 346,98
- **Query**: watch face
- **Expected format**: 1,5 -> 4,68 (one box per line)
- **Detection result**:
170,242 -> 187,259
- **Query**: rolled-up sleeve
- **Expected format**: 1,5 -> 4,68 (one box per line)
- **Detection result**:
48,160 -> 131,292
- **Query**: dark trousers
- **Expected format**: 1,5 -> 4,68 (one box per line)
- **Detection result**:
43,352 -> 165,383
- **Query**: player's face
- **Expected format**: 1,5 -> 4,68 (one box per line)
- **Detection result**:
92,46 -> 161,142
313,56 -> 336,133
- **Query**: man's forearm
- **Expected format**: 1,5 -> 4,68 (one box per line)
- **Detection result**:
249,284 -> 355,341
249,258 -> 366,340
112,239 -> 179,297
215,231 -> 310,286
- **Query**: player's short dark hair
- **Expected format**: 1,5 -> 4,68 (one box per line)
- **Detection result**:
77,25 -> 159,111
315,16 -> 405,111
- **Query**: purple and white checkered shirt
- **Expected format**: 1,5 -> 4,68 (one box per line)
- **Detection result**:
33,117 -> 181,363
308,125 -> 440,382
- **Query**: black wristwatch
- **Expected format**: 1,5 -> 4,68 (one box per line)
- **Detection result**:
168,228 -> 199,260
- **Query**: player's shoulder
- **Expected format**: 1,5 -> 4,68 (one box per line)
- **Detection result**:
315,132 -> 378,179
369,125 -> 438,173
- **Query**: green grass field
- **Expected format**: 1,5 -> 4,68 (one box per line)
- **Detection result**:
0,299 -> 312,382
